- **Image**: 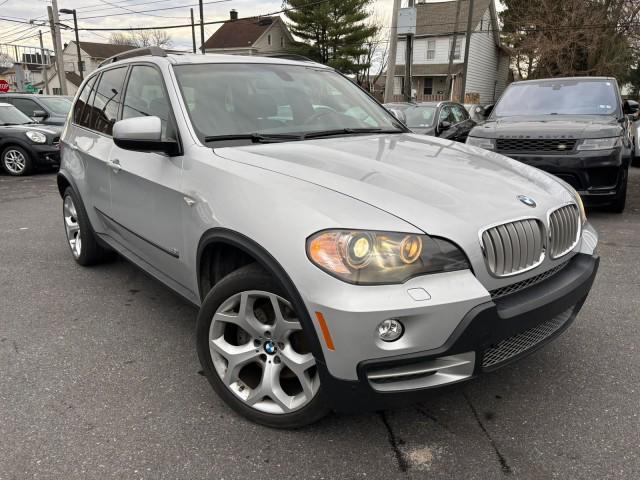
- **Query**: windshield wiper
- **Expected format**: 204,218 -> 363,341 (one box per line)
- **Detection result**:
302,127 -> 403,139
203,133 -> 302,143
0,122 -> 19,126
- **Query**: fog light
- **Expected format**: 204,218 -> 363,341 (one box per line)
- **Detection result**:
377,319 -> 404,342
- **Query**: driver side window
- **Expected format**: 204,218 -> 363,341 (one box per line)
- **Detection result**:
439,105 -> 454,124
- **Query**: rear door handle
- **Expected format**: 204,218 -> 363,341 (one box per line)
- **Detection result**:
110,158 -> 121,173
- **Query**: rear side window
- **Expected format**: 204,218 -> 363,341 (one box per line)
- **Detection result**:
90,67 -> 127,135
122,65 -> 172,137
73,75 -> 97,126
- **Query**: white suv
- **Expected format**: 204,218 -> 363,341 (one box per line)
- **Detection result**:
58,48 -> 599,427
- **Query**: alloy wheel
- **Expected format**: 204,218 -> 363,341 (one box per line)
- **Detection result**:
63,195 -> 82,258
3,149 -> 26,175
209,290 -> 320,414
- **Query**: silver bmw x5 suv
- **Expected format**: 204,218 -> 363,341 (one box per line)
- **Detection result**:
58,48 -> 599,428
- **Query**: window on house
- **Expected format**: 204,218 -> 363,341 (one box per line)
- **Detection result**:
280,36 -> 285,47
393,77 -> 403,96
426,40 -> 436,61
423,78 -> 433,95
449,38 -> 462,60
267,34 -> 272,46
53,87 -> 61,95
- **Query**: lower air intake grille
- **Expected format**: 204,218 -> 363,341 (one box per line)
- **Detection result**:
481,306 -> 575,369
490,260 -> 570,299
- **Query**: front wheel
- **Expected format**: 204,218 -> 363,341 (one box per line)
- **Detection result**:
1,146 -> 33,176
196,264 -> 328,428
607,168 -> 628,213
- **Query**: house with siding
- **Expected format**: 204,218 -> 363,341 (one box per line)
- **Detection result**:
202,11 -> 293,56
393,0 -> 510,104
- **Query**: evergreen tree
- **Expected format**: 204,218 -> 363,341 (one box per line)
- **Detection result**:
283,0 -> 378,75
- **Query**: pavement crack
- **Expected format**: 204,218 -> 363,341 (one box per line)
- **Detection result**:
378,411 -> 408,473
463,392 -> 512,475
415,405 -> 452,433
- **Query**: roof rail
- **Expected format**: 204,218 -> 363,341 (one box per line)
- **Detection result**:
259,53 -> 314,62
98,46 -> 166,68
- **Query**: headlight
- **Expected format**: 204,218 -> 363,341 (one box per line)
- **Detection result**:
569,186 -> 587,225
576,137 -> 621,151
465,136 -> 495,150
307,230 -> 470,285
25,131 -> 47,144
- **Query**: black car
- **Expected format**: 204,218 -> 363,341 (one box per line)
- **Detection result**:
0,102 -> 62,176
466,77 -> 637,213
0,94 -> 72,126
384,101 -> 476,143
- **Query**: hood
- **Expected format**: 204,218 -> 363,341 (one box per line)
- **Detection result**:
470,115 -> 622,139
3,124 -> 62,136
409,126 -> 436,136
214,133 -> 573,241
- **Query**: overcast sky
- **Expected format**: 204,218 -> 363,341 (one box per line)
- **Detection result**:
0,0 -> 396,53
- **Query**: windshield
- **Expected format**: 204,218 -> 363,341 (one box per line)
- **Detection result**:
0,105 -> 33,125
39,97 -> 72,115
173,63 -> 403,142
400,105 -> 436,128
494,79 -> 619,117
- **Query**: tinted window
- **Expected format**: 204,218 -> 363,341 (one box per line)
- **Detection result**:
73,75 -> 97,126
451,104 -> 468,123
494,79 -> 619,117
90,67 -> 127,135
122,65 -> 172,137
11,98 -> 39,117
439,105 -> 456,124
39,97 -> 72,115
403,105 -> 436,128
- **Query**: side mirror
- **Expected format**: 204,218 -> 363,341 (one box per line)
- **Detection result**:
623,99 -> 639,115
32,109 -> 47,119
483,104 -> 494,117
387,108 -> 407,125
439,120 -> 452,132
113,116 -> 179,155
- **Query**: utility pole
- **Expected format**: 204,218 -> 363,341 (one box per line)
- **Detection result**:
199,0 -> 205,54
383,0 -> 401,103
190,8 -> 197,53
38,30 -> 50,95
59,9 -> 83,81
460,0 -> 474,103
403,0 -> 415,103
47,4 -> 68,95
445,0 -> 462,99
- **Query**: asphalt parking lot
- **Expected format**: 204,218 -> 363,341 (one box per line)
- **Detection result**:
1,168 -> 639,480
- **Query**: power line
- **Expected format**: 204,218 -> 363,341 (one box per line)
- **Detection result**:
75,0 -> 230,20
76,0 -> 333,31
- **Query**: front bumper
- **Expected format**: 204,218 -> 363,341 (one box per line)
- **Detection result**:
503,148 -> 625,206
318,253 -> 599,412
32,144 -> 60,167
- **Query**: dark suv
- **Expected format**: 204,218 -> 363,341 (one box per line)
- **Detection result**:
466,77 -> 637,213
0,94 -> 72,126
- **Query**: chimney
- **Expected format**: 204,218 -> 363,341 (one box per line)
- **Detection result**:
230,9 -> 238,21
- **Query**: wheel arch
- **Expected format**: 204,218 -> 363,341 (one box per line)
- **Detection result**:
197,228 -> 326,365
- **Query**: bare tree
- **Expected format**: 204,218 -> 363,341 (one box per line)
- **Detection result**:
109,29 -> 172,48
355,15 -> 389,92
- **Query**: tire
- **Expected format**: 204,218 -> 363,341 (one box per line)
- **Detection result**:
607,169 -> 628,213
62,186 -> 112,265
1,145 -> 33,176
196,263 -> 328,428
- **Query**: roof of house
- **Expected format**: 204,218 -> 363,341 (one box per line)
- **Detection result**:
202,16 -> 280,49
394,63 -> 464,77
73,41 -> 136,59
415,0 -> 493,36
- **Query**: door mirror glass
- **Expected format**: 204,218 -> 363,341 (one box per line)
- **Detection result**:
32,109 -> 47,119
113,116 -> 178,155
483,104 -> 494,117
623,99 -> 639,116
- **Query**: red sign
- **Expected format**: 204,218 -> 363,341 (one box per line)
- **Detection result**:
0,80 -> 9,93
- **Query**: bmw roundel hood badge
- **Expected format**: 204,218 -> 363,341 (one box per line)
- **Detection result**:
517,195 -> 537,208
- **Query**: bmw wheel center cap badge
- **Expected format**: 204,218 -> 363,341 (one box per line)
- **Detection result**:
517,195 -> 537,208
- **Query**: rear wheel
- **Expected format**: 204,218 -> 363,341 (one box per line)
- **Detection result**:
196,264 -> 328,428
2,146 -> 32,176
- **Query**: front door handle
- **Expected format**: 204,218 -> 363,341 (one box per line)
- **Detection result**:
110,158 -> 121,173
